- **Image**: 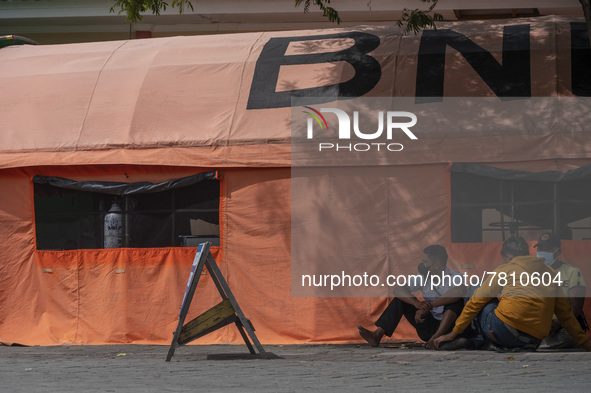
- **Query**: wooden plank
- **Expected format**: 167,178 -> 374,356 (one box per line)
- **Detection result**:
235,321 -> 256,355
205,254 -> 267,355
206,254 -> 227,299
166,242 -> 210,362
178,314 -> 236,346
178,299 -> 236,345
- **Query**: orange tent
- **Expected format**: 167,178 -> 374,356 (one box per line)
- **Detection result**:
0,15 -> 590,345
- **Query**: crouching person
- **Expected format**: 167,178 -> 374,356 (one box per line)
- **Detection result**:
534,233 -> 589,349
434,237 -> 591,352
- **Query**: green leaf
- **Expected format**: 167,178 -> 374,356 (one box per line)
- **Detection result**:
110,0 -> 193,25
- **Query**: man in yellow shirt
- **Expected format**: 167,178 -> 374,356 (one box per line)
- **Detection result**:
433,237 -> 591,351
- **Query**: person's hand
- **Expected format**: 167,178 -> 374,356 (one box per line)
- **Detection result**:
433,332 -> 457,349
417,301 -> 432,314
415,308 -> 429,324
549,319 -> 561,335
424,337 -> 437,349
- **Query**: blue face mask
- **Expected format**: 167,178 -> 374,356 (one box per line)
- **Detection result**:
536,251 -> 556,265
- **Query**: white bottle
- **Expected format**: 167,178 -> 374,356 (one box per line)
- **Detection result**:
104,202 -> 124,248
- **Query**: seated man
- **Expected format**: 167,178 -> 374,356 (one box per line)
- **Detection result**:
358,245 -> 469,349
433,237 -> 591,352
535,232 -> 588,349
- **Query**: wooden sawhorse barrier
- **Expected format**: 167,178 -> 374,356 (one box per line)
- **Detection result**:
166,242 -> 276,361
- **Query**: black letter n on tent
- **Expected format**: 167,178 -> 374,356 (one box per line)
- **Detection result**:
415,25 -> 531,101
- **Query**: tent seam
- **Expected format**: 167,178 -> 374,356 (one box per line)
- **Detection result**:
221,34 -> 265,339
74,250 -> 81,343
226,32 -> 266,144
75,40 -> 129,149
127,40 -> 167,144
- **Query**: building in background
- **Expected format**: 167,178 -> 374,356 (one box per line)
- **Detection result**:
0,0 -> 586,44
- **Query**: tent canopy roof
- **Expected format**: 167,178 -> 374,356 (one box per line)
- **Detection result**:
0,15 -> 589,169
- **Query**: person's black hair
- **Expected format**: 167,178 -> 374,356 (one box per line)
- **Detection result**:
500,237 -> 529,257
423,245 -> 448,267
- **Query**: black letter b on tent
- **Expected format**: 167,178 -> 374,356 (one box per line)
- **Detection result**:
247,32 -> 381,110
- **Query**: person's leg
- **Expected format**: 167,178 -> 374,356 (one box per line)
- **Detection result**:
359,298 -> 414,347
423,309 -> 457,348
412,313 -> 440,342
437,302 -> 486,351
432,299 -> 464,339
478,301 -> 540,350
539,328 -> 577,349
423,301 -> 468,349
417,299 -> 467,349
476,300 -> 501,344
455,300 -> 501,350
400,299 -> 465,346
358,325 -> 385,347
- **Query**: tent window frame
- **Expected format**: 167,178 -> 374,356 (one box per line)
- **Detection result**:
450,164 -> 591,243
32,173 -> 221,250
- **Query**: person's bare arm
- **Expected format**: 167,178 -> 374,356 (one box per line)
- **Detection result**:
555,295 -> 591,351
393,285 -> 422,308
551,286 -> 586,335
568,286 -> 586,317
393,285 -> 431,323
429,285 -> 467,308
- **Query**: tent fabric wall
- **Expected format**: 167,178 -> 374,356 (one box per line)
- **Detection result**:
0,165 -> 418,345
0,166 -> 225,344
2,161 -> 590,345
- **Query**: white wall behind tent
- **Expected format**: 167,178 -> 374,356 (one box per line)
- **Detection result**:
0,0 -> 585,44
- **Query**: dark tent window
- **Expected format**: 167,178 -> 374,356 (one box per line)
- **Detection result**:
33,173 -> 220,250
451,164 -> 591,243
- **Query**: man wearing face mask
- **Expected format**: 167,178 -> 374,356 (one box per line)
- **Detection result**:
433,237 -> 591,352
535,233 -> 589,349
358,245 -> 470,349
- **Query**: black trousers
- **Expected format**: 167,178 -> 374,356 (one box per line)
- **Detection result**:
375,297 -> 465,342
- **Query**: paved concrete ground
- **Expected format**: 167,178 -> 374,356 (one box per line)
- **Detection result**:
0,343 -> 589,392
